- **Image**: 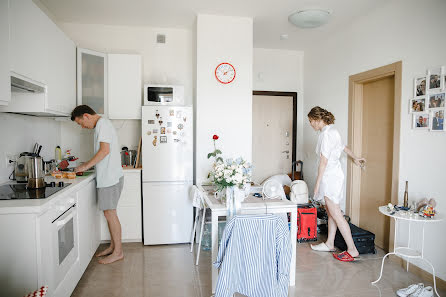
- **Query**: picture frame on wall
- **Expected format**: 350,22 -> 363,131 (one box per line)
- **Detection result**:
442,66 -> 446,90
414,76 -> 427,97
412,113 -> 430,130
430,110 -> 445,132
409,97 -> 426,113
427,67 -> 442,91
428,92 -> 445,109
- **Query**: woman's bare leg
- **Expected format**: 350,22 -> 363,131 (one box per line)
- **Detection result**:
325,206 -> 337,250
325,197 -> 359,257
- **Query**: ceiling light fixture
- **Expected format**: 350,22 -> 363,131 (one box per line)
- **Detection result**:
288,9 -> 331,29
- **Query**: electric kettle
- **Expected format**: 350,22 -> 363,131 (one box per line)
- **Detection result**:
27,155 -> 45,189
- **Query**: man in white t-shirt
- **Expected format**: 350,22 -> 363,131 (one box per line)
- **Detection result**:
71,105 -> 124,264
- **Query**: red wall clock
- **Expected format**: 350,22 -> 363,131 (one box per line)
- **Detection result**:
215,62 -> 236,84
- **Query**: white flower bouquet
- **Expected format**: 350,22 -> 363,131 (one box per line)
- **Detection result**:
209,157 -> 252,192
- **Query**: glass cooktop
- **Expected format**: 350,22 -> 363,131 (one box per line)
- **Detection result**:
0,182 -> 71,200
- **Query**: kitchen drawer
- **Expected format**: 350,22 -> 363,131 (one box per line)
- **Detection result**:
123,171 -> 141,190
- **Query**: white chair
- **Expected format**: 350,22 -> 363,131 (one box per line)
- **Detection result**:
189,185 -> 208,265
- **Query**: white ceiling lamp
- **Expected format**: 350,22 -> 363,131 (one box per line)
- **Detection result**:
288,9 -> 331,29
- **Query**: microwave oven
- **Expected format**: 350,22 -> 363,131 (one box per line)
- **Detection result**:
144,84 -> 184,105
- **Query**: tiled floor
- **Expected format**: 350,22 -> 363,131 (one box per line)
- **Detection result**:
72,241 -> 444,297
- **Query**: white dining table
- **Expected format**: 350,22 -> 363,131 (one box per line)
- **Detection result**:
198,184 -> 297,294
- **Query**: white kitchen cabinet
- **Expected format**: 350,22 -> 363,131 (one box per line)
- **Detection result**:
0,0 -> 10,106
45,26 -> 76,115
77,178 -> 100,273
77,48 -> 108,115
0,176 -> 98,297
9,0 -> 47,85
100,170 -> 142,241
108,54 -> 142,119
8,0 -> 76,115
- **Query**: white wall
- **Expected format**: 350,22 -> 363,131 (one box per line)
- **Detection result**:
303,0 -> 446,280
0,113 -> 61,183
253,48 -> 304,160
195,14 -> 253,183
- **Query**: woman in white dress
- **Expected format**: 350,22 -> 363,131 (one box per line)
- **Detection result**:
308,106 -> 366,262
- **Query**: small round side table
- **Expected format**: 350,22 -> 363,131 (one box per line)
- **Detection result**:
372,206 -> 444,297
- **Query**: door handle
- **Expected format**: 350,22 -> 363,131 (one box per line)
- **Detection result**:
281,150 -> 289,154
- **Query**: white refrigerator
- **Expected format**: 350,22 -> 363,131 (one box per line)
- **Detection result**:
141,105 -> 193,245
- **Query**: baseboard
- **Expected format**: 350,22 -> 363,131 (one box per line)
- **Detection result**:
390,256 -> 446,291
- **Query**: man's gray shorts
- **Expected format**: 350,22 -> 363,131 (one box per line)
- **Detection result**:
97,176 -> 124,211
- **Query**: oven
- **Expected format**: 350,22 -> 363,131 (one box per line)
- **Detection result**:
41,194 -> 79,293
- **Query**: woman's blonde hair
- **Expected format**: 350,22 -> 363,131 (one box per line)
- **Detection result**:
308,106 -> 335,125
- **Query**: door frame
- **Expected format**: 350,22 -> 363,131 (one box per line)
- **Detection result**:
252,91 -> 298,165
346,61 -> 402,252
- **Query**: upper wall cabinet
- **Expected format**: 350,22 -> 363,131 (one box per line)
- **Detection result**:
77,51 -> 143,119
0,0 -> 11,106
9,0 -> 76,115
77,48 -> 108,116
108,54 -> 142,119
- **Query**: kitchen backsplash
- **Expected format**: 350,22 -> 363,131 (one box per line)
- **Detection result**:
0,114 -> 142,184
60,118 -> 141,164
0,113 -> 62,184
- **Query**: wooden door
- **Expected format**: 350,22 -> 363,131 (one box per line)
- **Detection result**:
359,76 -> 394,251
252,95 -> 293,184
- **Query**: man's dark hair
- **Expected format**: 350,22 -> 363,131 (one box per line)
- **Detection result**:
71,105 -> 96,121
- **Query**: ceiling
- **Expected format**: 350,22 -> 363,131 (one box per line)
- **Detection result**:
39,0 -> 386,51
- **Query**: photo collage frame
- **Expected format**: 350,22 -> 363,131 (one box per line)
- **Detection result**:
411,66 -> 445,131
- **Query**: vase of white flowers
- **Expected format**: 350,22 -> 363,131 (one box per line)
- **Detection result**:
209,157 -> 252,220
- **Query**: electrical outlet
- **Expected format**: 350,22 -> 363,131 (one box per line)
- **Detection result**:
4,153 -> 16,169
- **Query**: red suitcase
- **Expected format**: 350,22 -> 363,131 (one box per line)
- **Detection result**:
297,204 -> 317,243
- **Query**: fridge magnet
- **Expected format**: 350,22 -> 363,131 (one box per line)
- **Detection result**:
148,120 -> 155,125
174,139 -> 180,143
155,110 -> 160,119
183,117 -> 187,122
412,113 -> 430,130
178,123 -> 184,130
167,128 -> 172,133
409,98 -> 426,113
161,127 -> 166,134
414,77 -> 427,97
160,136 -> 167,143
146,130 -> 152,135
428,67 -> 442,91
173,131 -> 177,135
158,118 -> 163,125
428,92 -> 445,109
167,122 -> 172,127
430,110 -> 445,131
176,110 -> 182,118
169,109 -> 174,116
152,136 -> 158,146
153,129 -> 159,134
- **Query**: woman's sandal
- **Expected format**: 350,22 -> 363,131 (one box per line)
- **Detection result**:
333,251 -> 360,262
310,242 -> 336,252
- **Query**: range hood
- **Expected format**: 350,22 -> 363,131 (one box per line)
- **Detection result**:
0,72 -> 69,117
11,75 -> 45,93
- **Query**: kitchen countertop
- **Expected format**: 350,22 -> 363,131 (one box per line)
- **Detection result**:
0,173 -> 96,215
